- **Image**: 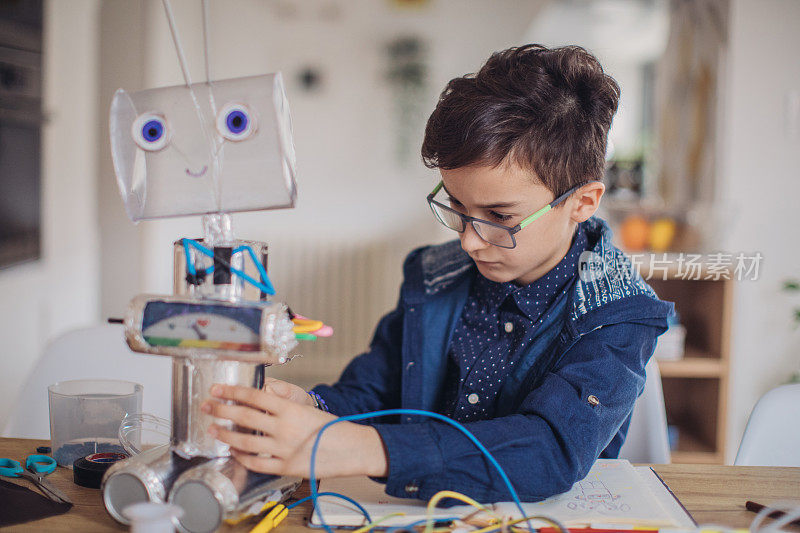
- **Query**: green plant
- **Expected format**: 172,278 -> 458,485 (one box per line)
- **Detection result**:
784,279 -> 800,323
784,279 -> 800,383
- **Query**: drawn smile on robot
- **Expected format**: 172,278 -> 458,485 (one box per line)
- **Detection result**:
163,139 -> 213,179
186,165 -> 208,178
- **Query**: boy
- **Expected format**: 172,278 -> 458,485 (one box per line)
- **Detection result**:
202,44 -> 674,502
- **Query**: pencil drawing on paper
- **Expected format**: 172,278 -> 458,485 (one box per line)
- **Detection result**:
566,478 -> 631,513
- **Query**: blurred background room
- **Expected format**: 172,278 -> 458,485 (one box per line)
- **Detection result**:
0,0 -> 798,466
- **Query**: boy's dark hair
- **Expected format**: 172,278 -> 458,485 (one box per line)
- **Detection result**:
421,44 -> 620,196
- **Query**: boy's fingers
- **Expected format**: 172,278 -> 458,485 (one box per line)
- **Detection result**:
231,449 -> 284,475
210,383 -> 289,412
203,402 -> 276,434
264,379 -> 292,398
211,425 -> 276,455
263,378 -> 292,398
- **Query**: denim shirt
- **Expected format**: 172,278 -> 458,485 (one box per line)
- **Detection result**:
440,224 -> 588,421
312,217 -> 674,503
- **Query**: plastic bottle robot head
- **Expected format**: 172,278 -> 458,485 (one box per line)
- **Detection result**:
109,73 -> 297,221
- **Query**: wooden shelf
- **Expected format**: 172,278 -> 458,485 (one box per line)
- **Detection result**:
649,274 -> 732,465
670,449 -> 723,464
669,429 -> 723,464
658,355 -> 726,378
601,234 -> 734,464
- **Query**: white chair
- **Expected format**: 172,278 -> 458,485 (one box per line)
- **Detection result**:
2,324 -> 172,439
618,358 -> 671,464
734,383 -> 800,466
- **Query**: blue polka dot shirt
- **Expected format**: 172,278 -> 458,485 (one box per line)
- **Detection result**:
440,224 -> 589,422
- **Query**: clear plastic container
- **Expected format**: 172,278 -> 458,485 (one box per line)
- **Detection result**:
119,412 -> 171,456
48,379 -> 143,467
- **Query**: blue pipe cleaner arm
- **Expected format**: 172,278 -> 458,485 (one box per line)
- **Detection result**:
180,238 -> 276,295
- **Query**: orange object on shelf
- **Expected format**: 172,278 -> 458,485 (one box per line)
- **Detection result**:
619,215 -> 650,251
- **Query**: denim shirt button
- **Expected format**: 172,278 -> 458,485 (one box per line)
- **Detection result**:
467,393 -> 479,404
503,322 -> 514,333
405,481 -> 419,494
406,361 -> 415,371
587,394 -> 600,406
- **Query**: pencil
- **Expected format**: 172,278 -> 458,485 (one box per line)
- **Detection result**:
745,501 -> 800,527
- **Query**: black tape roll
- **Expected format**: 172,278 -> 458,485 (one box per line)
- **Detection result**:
73,452 -> 128,489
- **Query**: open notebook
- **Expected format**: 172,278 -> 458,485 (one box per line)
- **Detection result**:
310,460 -> 696,529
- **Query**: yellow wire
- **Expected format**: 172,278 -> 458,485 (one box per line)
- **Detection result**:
471,514 -> 567,533
293,323 -> 323,334
346,491 -> 566,533
423,490 -> 501,533
352,512 -> 406,533
292,319 -> 323,333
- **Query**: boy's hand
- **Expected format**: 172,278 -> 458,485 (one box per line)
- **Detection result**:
262,377 -> 316,407
202,384 -> 388,479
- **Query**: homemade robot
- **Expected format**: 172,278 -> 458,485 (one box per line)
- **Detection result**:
100,3 -> 328,531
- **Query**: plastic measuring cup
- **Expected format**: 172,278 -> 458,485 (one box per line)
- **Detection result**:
48,379 -> 142,467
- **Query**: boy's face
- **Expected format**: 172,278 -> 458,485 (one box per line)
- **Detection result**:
440,163 -> 582,286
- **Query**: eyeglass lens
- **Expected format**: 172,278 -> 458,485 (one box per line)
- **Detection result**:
471,220 -> 514,247
429,202 -> 514,248
429,202 -> 465,232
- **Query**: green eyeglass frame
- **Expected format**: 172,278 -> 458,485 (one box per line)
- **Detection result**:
426,181 -> 582,249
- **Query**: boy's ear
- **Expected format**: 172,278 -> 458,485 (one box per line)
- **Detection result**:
569,181 -> 605,223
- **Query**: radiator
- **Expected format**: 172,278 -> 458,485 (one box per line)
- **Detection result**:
263,238 -> 404,389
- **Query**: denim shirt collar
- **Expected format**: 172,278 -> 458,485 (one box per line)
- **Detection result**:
410,216 -> 671,330
472,225 -> 587,322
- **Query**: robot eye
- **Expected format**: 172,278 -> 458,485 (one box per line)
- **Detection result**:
216,103 -> 256,141
132,113 -> 170,151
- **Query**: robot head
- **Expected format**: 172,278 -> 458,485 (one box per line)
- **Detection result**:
109,73 -> 297,221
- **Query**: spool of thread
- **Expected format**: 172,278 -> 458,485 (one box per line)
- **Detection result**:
74,452 -> 128,489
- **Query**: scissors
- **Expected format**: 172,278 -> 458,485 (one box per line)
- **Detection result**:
0,453 -> 72,504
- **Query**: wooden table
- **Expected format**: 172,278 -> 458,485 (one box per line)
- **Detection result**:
2,438 -> 799,532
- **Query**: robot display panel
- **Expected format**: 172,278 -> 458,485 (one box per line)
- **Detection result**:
141,300 -> 262,352
123,295 -> 297,361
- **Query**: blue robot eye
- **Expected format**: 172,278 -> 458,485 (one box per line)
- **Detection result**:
217,103 -> 256,141
132,113 -> 170,151
142,119 -> 165,142
226,110 -> 248,134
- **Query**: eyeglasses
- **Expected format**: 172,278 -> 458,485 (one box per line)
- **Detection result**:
426,180 -> 582,249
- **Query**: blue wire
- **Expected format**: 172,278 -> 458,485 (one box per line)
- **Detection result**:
288,491 -> 372,522
181,238 -> 276,295
229,264 -> 275,295
182,239 -> 199,276
232,245 -> 275,294
308,409 -> 532,533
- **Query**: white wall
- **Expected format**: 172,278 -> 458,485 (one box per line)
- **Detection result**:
97,1 -> 146,320
0,0 -> 101,428
720,0 -> 800,462
524,0 -> 669,159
